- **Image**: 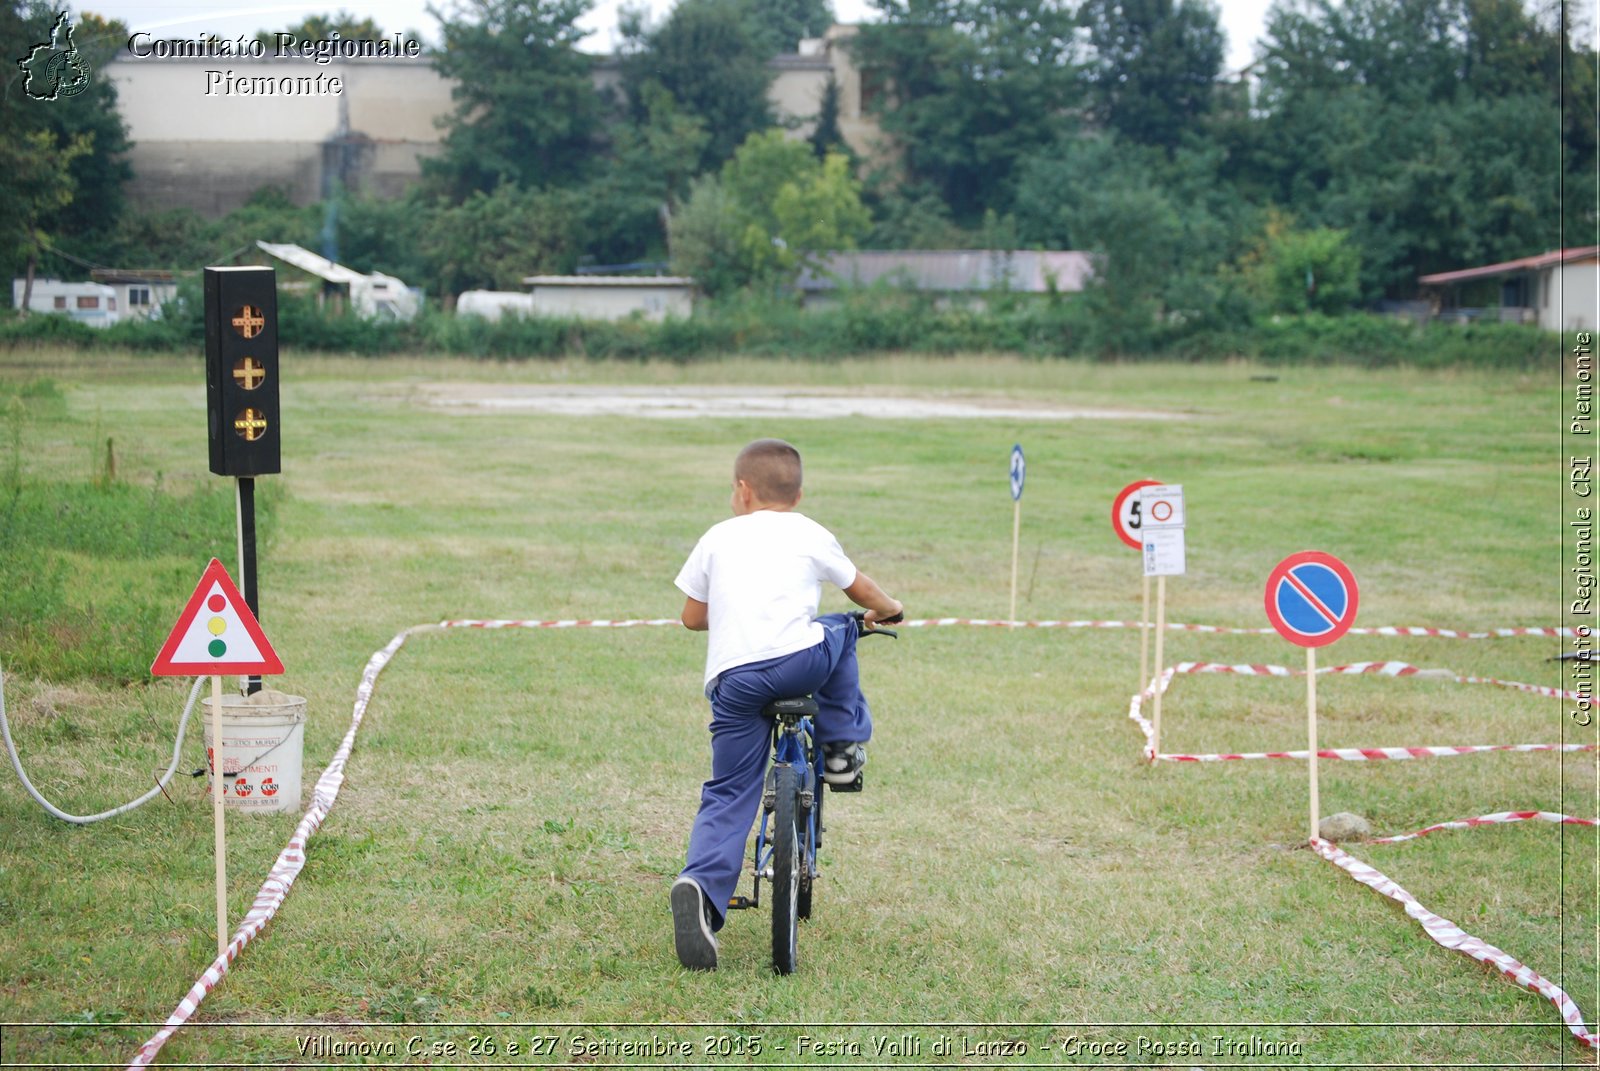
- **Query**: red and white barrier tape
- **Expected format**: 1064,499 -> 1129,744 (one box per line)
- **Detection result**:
442,617 -> 678,629
1353,626 -> 1571,638
1311,835 -> 1599,1048
1129,661 -> 1594,763
900,620 -> 1571,636
439,617 -> 1571,637
1369,810 -> 1599,844
127,626 -> 426,1069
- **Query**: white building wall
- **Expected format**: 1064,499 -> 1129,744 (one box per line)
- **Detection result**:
1547,262 -> 1599,332
106,57 -> 450,213
525,282 -> 694,322
12,280 -> 121,326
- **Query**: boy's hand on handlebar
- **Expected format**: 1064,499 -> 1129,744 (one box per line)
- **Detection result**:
864,602 -> 904,628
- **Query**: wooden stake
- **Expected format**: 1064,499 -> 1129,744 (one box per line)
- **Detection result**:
1139,573 -> 1151,696
1009,499 -> 1021,626
1307,646 -> 1320,843
1150,575 -> 1167,759
211,674 -> 228,958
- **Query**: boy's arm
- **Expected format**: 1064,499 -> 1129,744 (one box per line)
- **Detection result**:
681,596 -> 709,631
843,572 -> 904,625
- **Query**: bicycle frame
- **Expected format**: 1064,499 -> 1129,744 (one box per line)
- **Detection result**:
750,714 -> 819,906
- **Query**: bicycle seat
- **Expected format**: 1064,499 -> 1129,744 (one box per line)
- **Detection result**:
762,695 -> 818,720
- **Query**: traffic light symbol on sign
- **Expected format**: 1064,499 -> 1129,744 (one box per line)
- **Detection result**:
205,593 -> 230,657
231,305 -> 265,338
233,407 -> 268,441
233,356 -> 266,389
158,581 -> 274,669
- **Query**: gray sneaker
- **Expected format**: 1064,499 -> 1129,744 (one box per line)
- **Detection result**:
671,876 -> 717,970
822,741 -> 866,785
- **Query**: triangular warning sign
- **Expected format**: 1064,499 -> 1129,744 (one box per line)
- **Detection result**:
151,558 -> 284,676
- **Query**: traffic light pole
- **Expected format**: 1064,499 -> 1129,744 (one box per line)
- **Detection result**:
235,477 -> 261,695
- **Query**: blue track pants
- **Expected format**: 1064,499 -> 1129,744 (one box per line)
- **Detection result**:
680,613 -> 872,931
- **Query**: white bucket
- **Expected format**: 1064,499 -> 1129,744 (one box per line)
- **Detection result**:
201,689 -> 306,813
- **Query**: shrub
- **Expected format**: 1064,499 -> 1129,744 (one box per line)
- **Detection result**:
0,312 -> 97,348
16,287 -> 1562,369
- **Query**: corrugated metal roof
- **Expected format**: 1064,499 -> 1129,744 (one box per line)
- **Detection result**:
1418,246 -> 1600,286
521,275 -> 696,287
797,250 -> 1092,293
91,268 -> 177,283
256,241 -> 367,285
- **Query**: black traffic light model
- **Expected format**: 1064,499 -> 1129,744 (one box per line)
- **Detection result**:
205,266 -> 280,476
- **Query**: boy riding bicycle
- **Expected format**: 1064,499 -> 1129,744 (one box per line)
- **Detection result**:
670,438 -> 904,971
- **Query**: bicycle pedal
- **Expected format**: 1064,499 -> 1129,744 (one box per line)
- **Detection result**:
829,773 -> 864,793
727,896 -> 757,911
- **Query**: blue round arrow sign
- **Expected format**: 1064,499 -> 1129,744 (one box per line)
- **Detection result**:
1009,444 -> 1025,501
1264,551 -> 1359,648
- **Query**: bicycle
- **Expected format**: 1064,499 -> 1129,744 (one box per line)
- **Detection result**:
725,610 -> 898,974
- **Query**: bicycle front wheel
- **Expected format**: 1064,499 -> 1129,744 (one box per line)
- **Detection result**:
770,763 -> 801,974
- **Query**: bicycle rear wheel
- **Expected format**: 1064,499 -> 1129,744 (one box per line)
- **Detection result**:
770,763 -> 801,974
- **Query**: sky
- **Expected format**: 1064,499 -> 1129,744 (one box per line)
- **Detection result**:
84,0 -> 1281,72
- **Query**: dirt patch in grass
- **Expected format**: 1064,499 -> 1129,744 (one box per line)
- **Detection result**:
415,383 -> 1192,421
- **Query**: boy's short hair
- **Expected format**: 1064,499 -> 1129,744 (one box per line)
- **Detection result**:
735,438 -> 803,504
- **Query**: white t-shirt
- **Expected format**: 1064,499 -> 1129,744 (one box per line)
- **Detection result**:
675,510 -> 857,692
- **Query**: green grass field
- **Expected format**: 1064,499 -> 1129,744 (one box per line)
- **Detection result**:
0,349 -> 1593,1067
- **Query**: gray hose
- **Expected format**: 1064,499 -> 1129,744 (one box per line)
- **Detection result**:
1,661 -> 204,824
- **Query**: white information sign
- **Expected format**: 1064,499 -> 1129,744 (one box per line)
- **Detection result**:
1143,528 -> 1187,577
1137,484 -> 1185,530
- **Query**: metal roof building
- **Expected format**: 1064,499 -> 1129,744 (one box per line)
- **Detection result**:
255,241 -> 419,321
796,250 -> 1093,307
1418,246 -> 1598,331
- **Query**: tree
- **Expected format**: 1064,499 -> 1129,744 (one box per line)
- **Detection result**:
334,192 -> 431,281
620,0 -> 775,174
1239,213 -> 1362,314
666,176 -> 748,296
1077,0 -> 1226,149
418,185 -> 578,294
848,0 -> 1083,222
2,4 -> 130,289
1245,0 -> 1588,295
808,74 -> 849,159
425,0 -> 603,196
578,85 -> 711,266
1255,0 -> 1466,108
1013,135 -> 1244,348
1,130 -> 90,309
866,183 -> 970,248
744,0 -> 837,54
670,130 -> 870,294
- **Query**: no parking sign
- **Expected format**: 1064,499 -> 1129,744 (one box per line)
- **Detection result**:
1265,551 -> 1360,648
1265,550 -> 1359,842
